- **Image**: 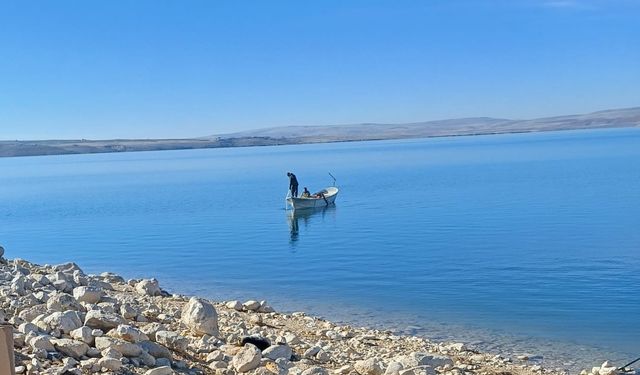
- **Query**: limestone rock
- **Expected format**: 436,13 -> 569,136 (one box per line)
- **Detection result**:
226,300 -> 243,311
52,338 -> 89,359
145,366 -> 173,375
140,340 -> 173,359
385,362 -> 404,375
181,297 -> 219,336
141,322 -> 166,342
139,351 -> 156,367
95,336 -> 143,357
397,353 -> 453,369
43,311 -> 83,334
46,292 -> 84,312
100,272 -> 125,284
156,330 -> 188,353
84,309 -> 125,331
243,300 -> 261,311
355,358 -> 384,375
232,344 -> 262,372
29,335 -> 55,352
98,357 -> 122,371
207,350 -> 226,363
120,303 -> 140,320
135,279 -> 162,296
70,326 -> 94,345
263,344 -> 293,360
18,322 -> 38,335
72,286 -> 104,304
109,324 -> 149,343
302,367 -> 330,375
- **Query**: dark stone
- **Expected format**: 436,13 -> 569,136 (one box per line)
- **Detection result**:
241,335 -> 271,351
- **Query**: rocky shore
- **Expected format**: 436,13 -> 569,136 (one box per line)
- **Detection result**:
0,249 -> 633,375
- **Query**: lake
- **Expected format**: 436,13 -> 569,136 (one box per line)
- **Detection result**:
1,128 -> 639,371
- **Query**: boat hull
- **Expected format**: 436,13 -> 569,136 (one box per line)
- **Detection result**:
287,187 -> 338,210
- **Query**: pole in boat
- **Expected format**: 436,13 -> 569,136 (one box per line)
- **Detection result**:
328,172 -> 337,186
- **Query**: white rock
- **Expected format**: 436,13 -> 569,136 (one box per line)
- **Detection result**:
18,322 -> 38,335
100,272 -> 124,284
52,338 -> 89,359
209,361 -> 229,369
72,286 -> 104,304
98,357 -> 122,371
226,300 -> 243,311
304,346 -> 321,358
84,309 -> 125,331
249,315 -> 263,326
135,279 -> 162,296
336,365 -> 354,375
385,362 -> 404,375
243,300 -> 261,311
397,353 -> 453,369
144,366 -> 173,375
140,322 -> 166,341
302,367 -> 330,375
446,343 -> 466,352
284,333 -> 301,345
207,350 -> 225,363
91,329 -> 103,337
155,330 -> 188,353
232,344 -> 262,372
109,324 -> 149,343
95,336 -> 143,357
316,350 -> 330,362
140,340 -> 173,359
120,303 -> 140,320
44,311 -> 83,334
29,335 -> 55,352
181,297 -> 219,336
263,344 -> 293,360
355,358 -> 384,375
101,347 -> 123,360
70,326 -> 94,345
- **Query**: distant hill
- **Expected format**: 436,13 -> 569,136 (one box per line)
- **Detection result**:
215,107 -> 640,142
1,107 -> 639,158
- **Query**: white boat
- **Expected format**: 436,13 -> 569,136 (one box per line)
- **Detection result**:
287,187 -> 339,210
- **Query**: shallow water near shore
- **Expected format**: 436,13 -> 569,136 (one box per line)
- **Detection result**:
1,128 -> 639,372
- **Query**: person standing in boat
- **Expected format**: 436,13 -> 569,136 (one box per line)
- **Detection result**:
287,172 -> 299,197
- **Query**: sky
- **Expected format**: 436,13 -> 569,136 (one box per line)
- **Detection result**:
0,0 -> 639,140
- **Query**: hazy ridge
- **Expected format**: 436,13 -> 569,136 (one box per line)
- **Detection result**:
1,107 -> 639,157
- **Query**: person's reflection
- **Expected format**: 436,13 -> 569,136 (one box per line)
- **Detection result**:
288,211 -> 300,244
287,206 -> 336,247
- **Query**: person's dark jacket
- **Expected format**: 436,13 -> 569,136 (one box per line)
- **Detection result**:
289,174 -> 299,189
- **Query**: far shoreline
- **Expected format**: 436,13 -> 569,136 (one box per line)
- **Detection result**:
1,124 -> 638,160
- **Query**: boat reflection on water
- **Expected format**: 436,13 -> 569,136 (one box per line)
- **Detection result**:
287,206 -> 337,246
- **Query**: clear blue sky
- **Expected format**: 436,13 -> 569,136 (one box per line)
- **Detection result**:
1,0 -> 638,140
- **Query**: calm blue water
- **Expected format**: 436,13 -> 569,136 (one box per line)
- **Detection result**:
1,128 -> 639,370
